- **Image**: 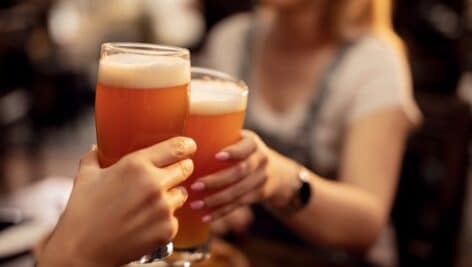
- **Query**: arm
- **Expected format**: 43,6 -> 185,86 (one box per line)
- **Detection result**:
191,108 -> 412,252
267,108 -> 411,251
36,137 -> 196,267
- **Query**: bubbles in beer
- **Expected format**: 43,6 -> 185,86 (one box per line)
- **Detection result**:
190,80 -> 247,115
98,53 -> 190,89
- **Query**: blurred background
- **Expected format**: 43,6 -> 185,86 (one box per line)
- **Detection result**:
0,0 -> 470,267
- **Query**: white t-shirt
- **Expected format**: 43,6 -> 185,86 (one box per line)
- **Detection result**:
201,13 -> 422,176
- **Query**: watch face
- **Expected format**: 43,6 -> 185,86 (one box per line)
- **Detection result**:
274,170 -> 312,214
286,173 -> 311,213
298,169 -> 311,207
299,180 -> 311,206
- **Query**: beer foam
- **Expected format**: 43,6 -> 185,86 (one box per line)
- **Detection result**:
190,80 -> 247,115
98,53 -> 190,88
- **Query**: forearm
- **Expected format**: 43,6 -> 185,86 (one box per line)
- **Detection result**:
37,249 -> 106,267
266,151 -> 386,252
35,230 -> 106,267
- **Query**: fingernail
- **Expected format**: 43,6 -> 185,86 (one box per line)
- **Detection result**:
177,186 -> 188,199
190,200 -> 205,210
90,144 -> 97,150
202,215 -> 212,223
191,182 -> 205,191
215,151 -> 230,161
181,159 -> 194,174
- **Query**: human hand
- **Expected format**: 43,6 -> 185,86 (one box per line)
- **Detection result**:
211,206 -> 253,236
37,137 -> 196,267
188,130 -> 279,223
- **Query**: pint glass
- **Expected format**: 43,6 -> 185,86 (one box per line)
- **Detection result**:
171,67 -> 248,264
95,43 -> 190,263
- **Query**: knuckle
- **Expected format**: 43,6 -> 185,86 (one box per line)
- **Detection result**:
122,156 -> 146,173
152,173 -> 166,189
240,192 -> 260,205
239,196 -> 251,205
210,194 -> 230,206
235,161 -> 249,177
138,174 -> 162,198
133,166 -> 155,185
221,205 -> 236,218
255,192 -> 264,202
260,173 -> 269,184
146,182 -> 164,198
261,187 -> 271,199
204,196 -> 217,207
229,148 -> 243,159
259,153 -> 269,166
153,199 -> 172,219
238,196 -> 248,205
252,172 -> 268,190
119,158 -> 157,186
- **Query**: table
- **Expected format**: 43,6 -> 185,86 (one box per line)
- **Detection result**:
0,238 -> 364,267
190,238 -> 362,267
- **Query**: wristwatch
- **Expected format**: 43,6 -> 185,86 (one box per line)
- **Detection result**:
271,168 -> 312,215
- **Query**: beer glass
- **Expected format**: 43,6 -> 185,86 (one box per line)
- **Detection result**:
95,43 -> 190,263
171,67 -> 248,264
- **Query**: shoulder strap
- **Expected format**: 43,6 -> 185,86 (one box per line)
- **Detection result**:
296,42 -> 355,141
239,19 -> 357,143
239,15 -> 258,82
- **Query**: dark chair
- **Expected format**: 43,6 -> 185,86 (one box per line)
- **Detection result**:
0,3 -> 36,192
392,1 -> 470,265
393,93 -> 471,267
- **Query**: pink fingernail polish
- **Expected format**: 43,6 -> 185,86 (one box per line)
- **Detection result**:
190,201 -> 204,210
215,151 -> 230,161
202,215 -> 212,223
191,182 -> 205,191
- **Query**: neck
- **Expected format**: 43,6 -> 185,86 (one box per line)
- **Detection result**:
269,2 -> 330,50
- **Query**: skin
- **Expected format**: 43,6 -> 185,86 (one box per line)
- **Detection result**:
190,0 -> 414,252
36,137 -> 197,267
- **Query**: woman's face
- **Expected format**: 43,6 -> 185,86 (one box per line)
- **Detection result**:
260,0 -> 318,10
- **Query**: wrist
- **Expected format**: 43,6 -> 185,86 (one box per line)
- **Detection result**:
266,154 -> 302,209
38,247 -> 103,267
266,167 -> 312,215
37,235 -> 75,267
37,227 -> 103,267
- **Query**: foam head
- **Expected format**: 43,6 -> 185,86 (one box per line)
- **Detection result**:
190,79 -> 247,115
98,53 -> 190,89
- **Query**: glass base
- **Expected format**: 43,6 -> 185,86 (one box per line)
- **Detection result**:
164,241 -> 210,267
131,242 -> 173,265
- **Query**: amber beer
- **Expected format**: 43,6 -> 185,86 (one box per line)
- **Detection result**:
95,43 -> 190,167
94,43 -> 190,264
173,68 -> 248,257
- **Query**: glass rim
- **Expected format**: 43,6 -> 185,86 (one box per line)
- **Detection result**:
101,42 -> 189,57
191,67 -> 248,96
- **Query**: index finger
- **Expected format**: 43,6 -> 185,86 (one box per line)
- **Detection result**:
216,132 -> 257,161
138,137 -> 197,167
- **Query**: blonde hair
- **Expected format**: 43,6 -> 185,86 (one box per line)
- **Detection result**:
326,0 -> 402,47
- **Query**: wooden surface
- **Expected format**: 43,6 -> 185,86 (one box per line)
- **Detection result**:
192,239 -> 249,267
188,238 -> 358,267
